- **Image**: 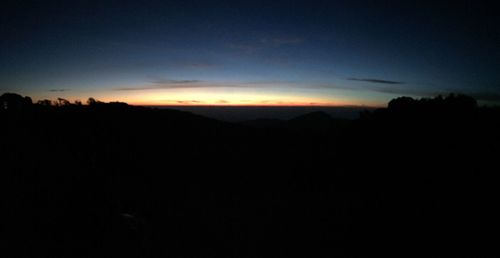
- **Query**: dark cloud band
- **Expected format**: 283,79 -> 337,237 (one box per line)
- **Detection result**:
347,78 -> 405,85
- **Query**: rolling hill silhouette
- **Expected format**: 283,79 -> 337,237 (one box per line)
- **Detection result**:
2,92 -> 500,257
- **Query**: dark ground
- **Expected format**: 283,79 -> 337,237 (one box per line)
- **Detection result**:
153,106 -> 370,122
2,93 -> 500,257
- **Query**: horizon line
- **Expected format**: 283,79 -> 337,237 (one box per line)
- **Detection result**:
136,104 -> 383,108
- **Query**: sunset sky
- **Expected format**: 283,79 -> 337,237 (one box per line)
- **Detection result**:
1,1 -> 499,106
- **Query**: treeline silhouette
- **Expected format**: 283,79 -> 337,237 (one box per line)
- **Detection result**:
2,92 -> 499,257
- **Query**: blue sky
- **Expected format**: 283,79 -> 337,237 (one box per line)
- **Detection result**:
1,1 -> 499,105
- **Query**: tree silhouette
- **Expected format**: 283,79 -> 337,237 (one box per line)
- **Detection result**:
37,99 -> 53,106
87,97 -> 97,105
0,93 -> 32,110
387,96 -> 416,110
57,98 -> 71,106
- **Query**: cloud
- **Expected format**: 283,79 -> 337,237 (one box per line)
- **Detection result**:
114,79 -> 208,91
347,78 -> 405,85
315,81 -> 442,97
154,79 -> 203,84
112,77 -> 469,103
49,89 -> 69,92
176,100 -> 203,104
113,79 -> 299,91
322,80 -> 500,103
363,85 -> 436,96
115,86 -> 159,91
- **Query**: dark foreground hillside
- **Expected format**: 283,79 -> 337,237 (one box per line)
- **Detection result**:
2,93 -> 500,257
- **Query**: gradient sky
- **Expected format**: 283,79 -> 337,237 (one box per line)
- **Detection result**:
1,1 -> 499,106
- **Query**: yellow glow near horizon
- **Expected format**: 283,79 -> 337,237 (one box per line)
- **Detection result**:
28,87 -> 384,107
101,88 -> 355,106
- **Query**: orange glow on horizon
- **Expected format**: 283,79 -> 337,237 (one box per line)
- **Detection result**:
126,100 -> 375,107
124,98 -> 370,107
28,87 -> 385,108
101,88 -> 381,107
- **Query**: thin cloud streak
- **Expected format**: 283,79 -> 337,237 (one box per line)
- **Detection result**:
113,80 -> 296,91
321,82 -> 500,103
176,100 -> 203,104
114,79 -> 208,91
318,82 -> 444,97
112,77 -> 500,103
113,78 -> 417,94
347,78 -> 405,85
154,79 -> 204,84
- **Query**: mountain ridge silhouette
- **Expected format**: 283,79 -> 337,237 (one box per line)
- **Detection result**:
2,92 -> 500,257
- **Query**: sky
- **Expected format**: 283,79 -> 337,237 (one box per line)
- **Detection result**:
1,0 -> 499,106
